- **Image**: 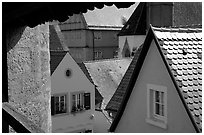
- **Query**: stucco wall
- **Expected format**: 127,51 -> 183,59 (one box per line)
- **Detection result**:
118,35 -> 145,58
62,30 -> 86,47
86,30 -> 119,48
115,40 -> 195,133
51,52 -> 95,132
7,24 -> 51,132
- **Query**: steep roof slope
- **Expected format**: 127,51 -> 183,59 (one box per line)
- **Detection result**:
84,58 -> 132,110
49,25 -> 69,51
50,51 -> 67,75
78,62 -> 103,105
106,45 -> 143,112
109,25 -> 202,132
49,24 -> 69,75
83,3 -> 138,27
118,2 -> 146,36
153,26 -> 202,131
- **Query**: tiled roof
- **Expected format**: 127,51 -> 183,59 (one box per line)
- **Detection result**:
50,51 -> 67,75
109,25 -> 202,132
78,62 -> 94,85
153,26 -> 202,131
84,58 -> 132,110
105,45 -> 143,112
49,25 -> 69,51
118,2 -> 146,36
78,62 -> 103,104
88,25 -> 122,31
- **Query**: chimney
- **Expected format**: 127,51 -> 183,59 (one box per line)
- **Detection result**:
146,2 -> 173,29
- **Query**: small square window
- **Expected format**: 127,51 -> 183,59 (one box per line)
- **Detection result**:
146,84 -> 167,129
94,51 -> 103,59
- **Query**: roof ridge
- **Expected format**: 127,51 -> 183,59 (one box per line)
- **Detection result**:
83,57 -> 132,64
88,25 -> 123,28
152,26 -> 202,33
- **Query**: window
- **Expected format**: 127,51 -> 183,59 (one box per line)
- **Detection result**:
71,92 -> 91,113
94,32 -> 102,40
146,84 -> 167,129
94,51 -> 103,59
51,94 -> 67,115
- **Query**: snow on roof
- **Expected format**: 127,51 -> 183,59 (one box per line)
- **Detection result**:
84,58 -> 132,110
83,3 -> 138,27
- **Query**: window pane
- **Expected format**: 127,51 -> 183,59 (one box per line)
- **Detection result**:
161,105 -> 164,116
161,92 -> 164,104
155,103 -> 160,115
72,95 -> 76,107
60,96 -> 66,112
155,91 -> 160,102
77,94 -> 81,108
55,97 -> 60,113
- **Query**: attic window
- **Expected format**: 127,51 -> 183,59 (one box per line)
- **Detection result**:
66,68 -> 72,77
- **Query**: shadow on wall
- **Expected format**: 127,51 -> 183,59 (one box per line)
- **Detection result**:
5,25 -> 26,53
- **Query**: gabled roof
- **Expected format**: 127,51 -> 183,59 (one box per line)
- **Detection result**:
109,25 -> 202,132
49,24 -> 69,75
50,51 -> 67,75
105,45 -> 143,112
49,25 -> 69,51
84,58 -> 132,110
118,2 -> 146,36
78,62 -> 103,104
83,3 -> 138,28
78,62 -> 94,85
121,38 -> 131,57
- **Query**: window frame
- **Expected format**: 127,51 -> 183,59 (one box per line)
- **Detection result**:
70,91 -> 85,113
51,93 -> 69,116
94,51 -> 103,59
146,84 -> 167,129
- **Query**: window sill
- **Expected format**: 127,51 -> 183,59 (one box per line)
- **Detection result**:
52,112 -> 69,117
71,109 -> 86,114
146,118 -> 167,129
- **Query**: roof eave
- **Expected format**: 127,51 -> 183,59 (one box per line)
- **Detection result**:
109,25 -> 201,132
109,25 -> 155,132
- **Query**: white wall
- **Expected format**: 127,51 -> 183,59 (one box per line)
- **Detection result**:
51,52 -> 95,133
115,40 -> 196,133
118,35 -> 145,58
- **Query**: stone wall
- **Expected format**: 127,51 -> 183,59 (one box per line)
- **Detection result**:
7,23 -> 51,132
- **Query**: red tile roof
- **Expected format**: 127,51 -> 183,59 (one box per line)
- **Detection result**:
108,25 -> 202,132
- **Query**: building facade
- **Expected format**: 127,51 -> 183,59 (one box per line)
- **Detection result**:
118,2 -> 202,58
59,3 -> 138,62
108,26 -> 202,132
